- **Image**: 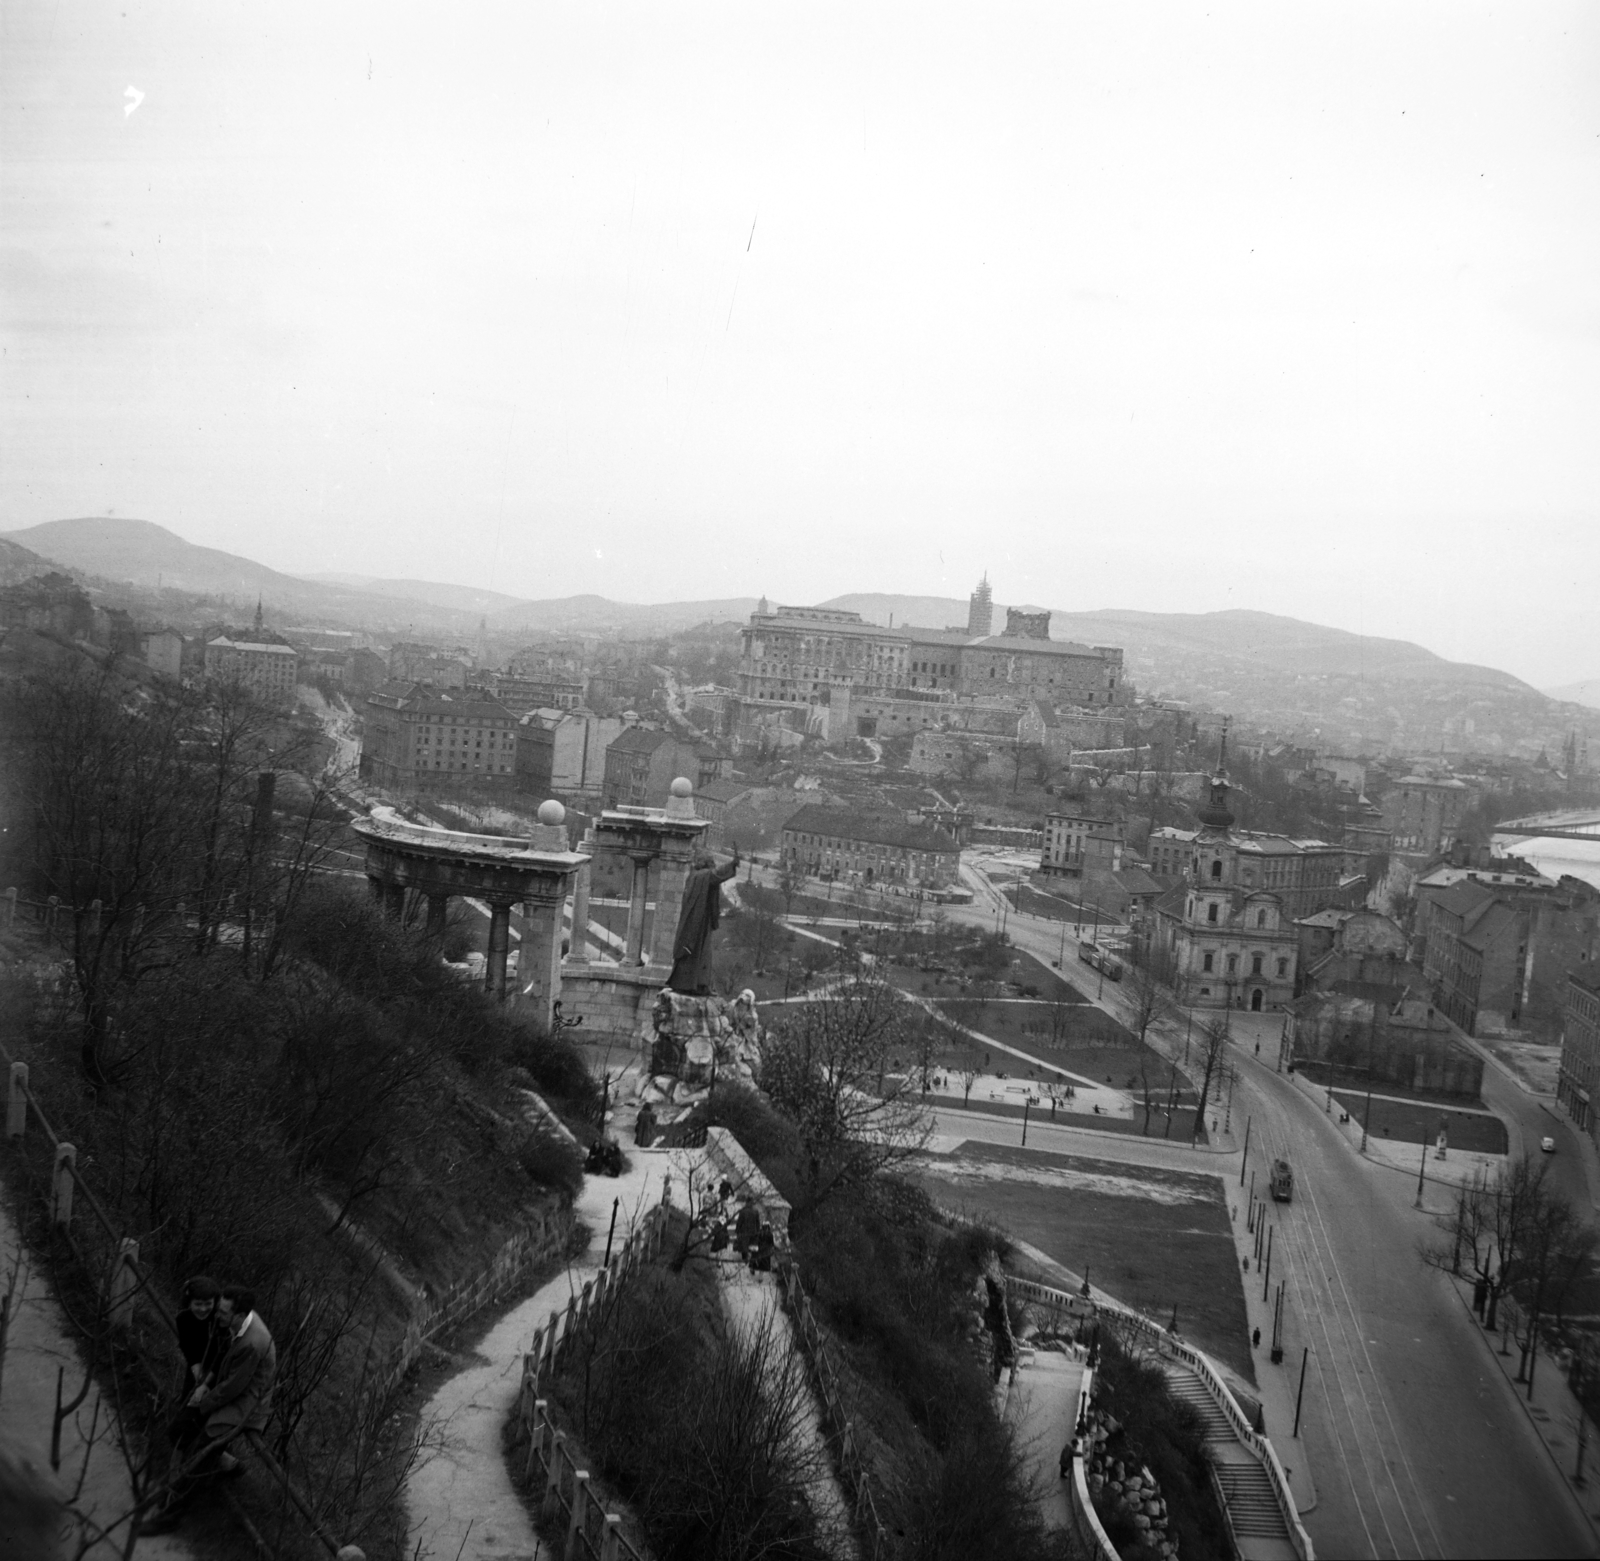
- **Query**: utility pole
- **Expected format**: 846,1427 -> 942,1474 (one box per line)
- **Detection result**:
1293,1348 -> 1310,1438
1360,1001 -> 1378,1154
1240,1117 -> 1252,1184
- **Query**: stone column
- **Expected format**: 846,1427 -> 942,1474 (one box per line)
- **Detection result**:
425,893 -> 449,940
367,875 -> 385,906
383,881 -> 407,921
569,862 -> 591,962
520,895 -> 566,1032
625,854 -> 652,966
651,852 -> 692,967
486,899 -> 514,999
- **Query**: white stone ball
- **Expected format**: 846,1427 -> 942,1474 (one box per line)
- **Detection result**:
537,799 -> 566,825
670,776 -> 693,798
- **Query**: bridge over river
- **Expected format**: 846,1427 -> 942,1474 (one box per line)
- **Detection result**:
1493,808 -> 1600,843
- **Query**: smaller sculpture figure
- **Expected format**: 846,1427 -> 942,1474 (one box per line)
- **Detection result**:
666,846 -> 741,994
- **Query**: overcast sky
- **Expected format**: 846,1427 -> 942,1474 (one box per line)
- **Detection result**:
5,3 -> 1598,686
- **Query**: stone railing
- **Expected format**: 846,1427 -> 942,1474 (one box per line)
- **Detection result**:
1065,1367 -> 1119,1561
1009,1275 -> 1315,1561
701,1127 -> 791,1245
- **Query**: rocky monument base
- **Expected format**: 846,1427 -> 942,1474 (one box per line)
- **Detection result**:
635,988 -> 763,1121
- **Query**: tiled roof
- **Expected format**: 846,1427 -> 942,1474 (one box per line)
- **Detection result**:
782,804 -> 958,854
607,727 -> 671,754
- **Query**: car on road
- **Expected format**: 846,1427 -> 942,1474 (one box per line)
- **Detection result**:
1541,1135 -> 1557,1153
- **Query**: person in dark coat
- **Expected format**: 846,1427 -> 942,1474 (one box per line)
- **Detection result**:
667,847 -> 741,994
142,1286 -> 277,1532
733,1196 -> 761,1261
175,1276 -> 226,1393
634,1101 -> 657,1148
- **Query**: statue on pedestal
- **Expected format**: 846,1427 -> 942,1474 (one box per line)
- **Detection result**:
666,846 -> 740,995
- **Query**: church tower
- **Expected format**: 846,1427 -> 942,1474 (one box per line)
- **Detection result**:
966,574 -> 993,637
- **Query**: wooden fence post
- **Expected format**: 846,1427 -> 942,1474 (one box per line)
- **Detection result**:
600,1514 -> 623,1561
51,1143 -> 76,1227
543,1431 -> 566,1521
7,1062 -> 27,1140
527,1328 -> 545,1399
109,1237 -> 140,1326
526,1397 -> 549,1483
566,1472 -> 590,1561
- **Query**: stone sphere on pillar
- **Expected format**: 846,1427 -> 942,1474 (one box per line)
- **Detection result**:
537,799 -> 566,825
670,776 -> 693,798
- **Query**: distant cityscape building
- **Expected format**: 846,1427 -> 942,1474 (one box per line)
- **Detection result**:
733,580 -> 1126,744
516,709 -> 625,799
488,670 -> 585,713
780,804 -> 959,889
140,628 -> 184,680
1418,875 -> 1600,1038
203,636 -> 298,706
1381,772 -> 1473,854
601,727 -> 727,809
1559,971 -> 1600,1136
1150,757 -> 1300,1011
359,683 -> 518,789
1040,813 -> 1125,878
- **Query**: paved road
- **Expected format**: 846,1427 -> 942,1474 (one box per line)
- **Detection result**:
1223,1035 -> 1595,1559
938,891 -> 1598,1558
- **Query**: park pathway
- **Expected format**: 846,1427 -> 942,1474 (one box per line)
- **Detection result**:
0,1191 -> 195,1559
403,1155 -> 665,1561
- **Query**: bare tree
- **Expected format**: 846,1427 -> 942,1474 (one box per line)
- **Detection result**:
1190,1018 -> 1228,1145
957,1045 -> 983,1106
760,980 -> 932,1206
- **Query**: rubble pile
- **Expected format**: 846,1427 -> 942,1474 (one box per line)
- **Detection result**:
1083,1405 -> 1179,1560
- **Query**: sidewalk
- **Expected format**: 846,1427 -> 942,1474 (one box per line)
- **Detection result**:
1004,1348 -> 1086,1535
0,1191 -> 195,1559
404,1150 -> 670,1560
1445,1273 -> 1600,1542
1216,1197 -> 1319,1517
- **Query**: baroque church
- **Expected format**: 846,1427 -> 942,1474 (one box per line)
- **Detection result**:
1152,742 -> 1300,1012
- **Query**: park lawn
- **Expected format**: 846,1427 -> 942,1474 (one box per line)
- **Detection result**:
916,1142 -> 1252,1382
1295,1060 -> 1486,1112
1003,883 -> 1112,924
882,950 -> 1086,1004
1329,1091 -> 1509,1154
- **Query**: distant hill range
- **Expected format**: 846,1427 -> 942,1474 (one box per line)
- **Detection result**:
1544,680 -> 1600,712
0,536 -> 61,587
4,518 -> 1595,754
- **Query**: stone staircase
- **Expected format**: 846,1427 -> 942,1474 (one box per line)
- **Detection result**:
1165,1365 -> 1297,1558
